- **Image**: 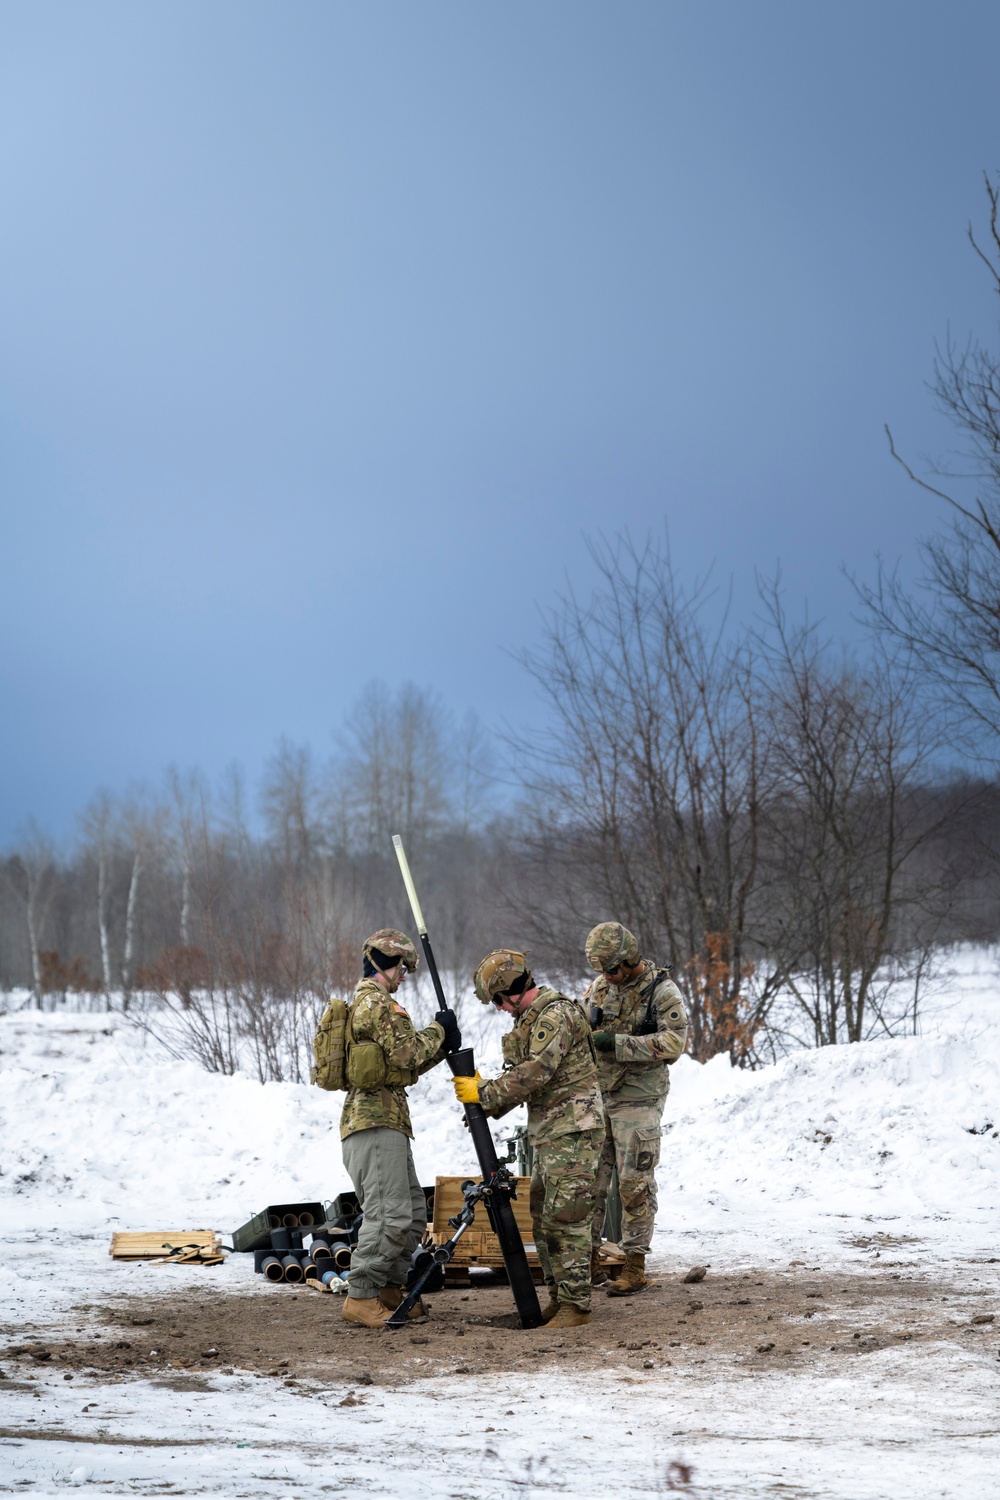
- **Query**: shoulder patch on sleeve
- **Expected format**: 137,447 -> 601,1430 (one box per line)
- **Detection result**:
393,1004 -> 408,1016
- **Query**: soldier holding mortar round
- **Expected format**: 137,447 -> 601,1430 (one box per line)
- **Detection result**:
452,949 -> 604,1328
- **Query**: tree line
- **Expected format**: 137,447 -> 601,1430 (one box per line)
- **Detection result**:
2,601 -> 997,1081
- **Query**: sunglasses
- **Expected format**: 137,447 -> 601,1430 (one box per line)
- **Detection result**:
603,963 -> 623,976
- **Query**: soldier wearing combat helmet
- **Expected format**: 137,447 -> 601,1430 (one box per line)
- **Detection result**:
340,928 -> 461,1328
451,949 -> 604,1328
585,922 -> 689,1295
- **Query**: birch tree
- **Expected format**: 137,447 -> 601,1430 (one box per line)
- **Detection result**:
80,792 -> 116,1000
118,798 -> 166,1009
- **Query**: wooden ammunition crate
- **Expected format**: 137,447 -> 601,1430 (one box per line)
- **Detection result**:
110,1231 -> 222,1262
430,1175 -> 539,1279
429,1176 -> 627,1287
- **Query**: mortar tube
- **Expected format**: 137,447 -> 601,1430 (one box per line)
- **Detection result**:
261,1255 -> 284,1282
447,1046 -> 543,1329
281,1255 -> 305,1283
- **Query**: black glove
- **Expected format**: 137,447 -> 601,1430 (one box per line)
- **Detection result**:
435,1008 -> 463,1053
591,1030 -> 616,1052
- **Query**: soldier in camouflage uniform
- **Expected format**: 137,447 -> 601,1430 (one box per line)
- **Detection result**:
585,922 -> 689,1296
452,949 -> 604,1329
340,928 -> 461,1328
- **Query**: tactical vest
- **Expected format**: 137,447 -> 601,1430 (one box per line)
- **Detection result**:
501,988 -> 598,1107
598,965 -> 671,1036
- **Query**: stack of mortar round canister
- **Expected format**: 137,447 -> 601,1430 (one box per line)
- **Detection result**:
255,1226 -> 352,1286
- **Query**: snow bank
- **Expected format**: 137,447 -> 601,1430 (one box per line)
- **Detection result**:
2,948 -> 999,1499
1,945 -> 997,1268
653,944 -> 1000,1264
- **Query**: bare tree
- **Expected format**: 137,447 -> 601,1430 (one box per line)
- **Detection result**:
79,792 -> 117,1000
118,796 -> 167,1009
334,682 -> 454,852
166,767 -> 212,949
756,586 -> 954,1047
859,172 -> 1000,763
512,534 -> 778,1062
261,739 -> 323,868
2,825 -> 56,1002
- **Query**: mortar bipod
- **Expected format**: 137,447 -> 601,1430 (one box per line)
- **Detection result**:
384,1179 -> 486,1330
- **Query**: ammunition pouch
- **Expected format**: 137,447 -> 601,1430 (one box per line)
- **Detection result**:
345,1039 -> 387,1090
501,1030 -> 524,1067
386,1063 -> 419,1087
345,1041 -> 417,1090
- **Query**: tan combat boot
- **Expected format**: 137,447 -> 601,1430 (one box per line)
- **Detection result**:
591,1248 -> 609,1286
606,1251 -> 650,1296
538,1288 -> 561,1323
545,1304 -> 592,1328
379,1285 -> 429,1323
342,1295 -> 391,1328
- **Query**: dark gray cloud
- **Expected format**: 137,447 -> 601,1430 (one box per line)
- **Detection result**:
1,0 -> 997,839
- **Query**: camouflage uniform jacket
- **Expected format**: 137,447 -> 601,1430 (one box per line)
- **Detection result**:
585,962 -> 689,1103
478,986 -> 605,1146
339,978 -> 446,1141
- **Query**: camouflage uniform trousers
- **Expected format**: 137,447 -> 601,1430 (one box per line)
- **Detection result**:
530,1125 -> 604,1311
341,1126 -> 426,1299
590,1093 -> 666,1255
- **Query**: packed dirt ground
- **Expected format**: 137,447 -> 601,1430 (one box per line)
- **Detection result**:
3,1255 -> 997,1400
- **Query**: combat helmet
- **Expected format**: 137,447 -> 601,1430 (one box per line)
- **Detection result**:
473,949 -> 534,1006
585,922 -> 639,973
362,928 -> 419,975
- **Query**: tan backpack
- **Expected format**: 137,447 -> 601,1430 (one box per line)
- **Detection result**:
311,997 -> 349,1091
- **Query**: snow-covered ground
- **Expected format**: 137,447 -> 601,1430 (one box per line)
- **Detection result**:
1,946 -> 998,1498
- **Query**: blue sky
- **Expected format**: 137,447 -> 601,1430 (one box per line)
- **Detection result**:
1,1 -> 999,842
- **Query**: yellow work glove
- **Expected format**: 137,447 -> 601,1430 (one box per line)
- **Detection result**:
452,1071 -> 483,1105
